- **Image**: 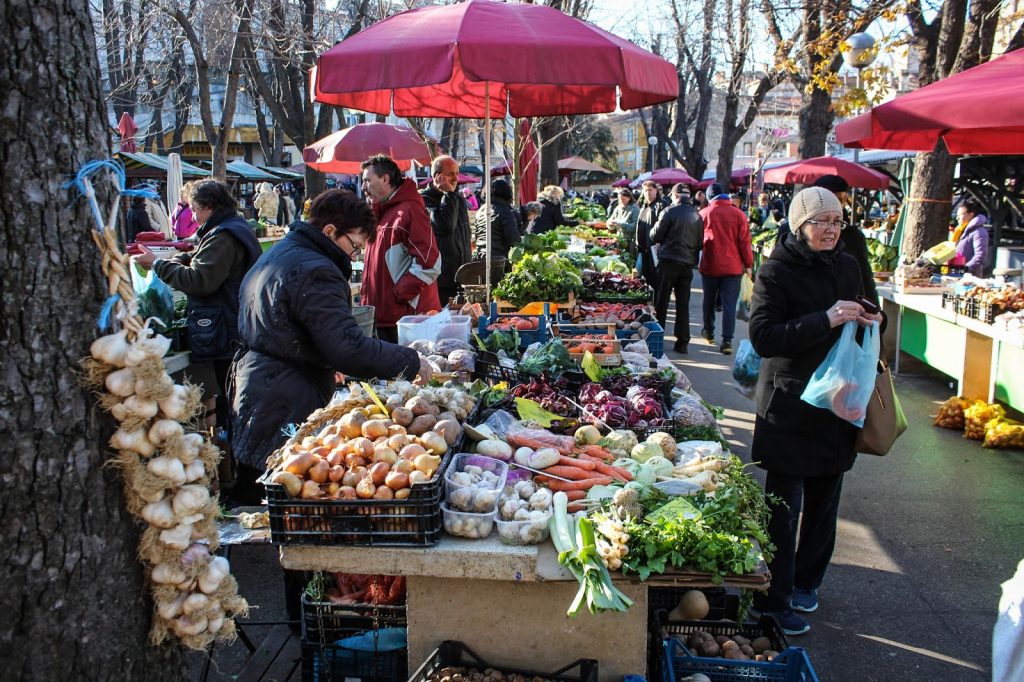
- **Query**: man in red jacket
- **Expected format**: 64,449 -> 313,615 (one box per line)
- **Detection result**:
698,183 -> 753,354
360,154 -> 442,343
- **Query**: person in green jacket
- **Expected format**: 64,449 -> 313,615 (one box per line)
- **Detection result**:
607,188 -> 641,261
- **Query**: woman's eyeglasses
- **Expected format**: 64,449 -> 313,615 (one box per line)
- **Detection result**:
805,219 -> 847,230
341,233 -> 362,257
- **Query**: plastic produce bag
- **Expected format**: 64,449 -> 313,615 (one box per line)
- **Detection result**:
964,400 -> 1005,440
801,321 -> 880,427
131,265 -> 175,331
671,393 -> 717,428
933,396 -> 970,430
731,339 -> 761,400
675,440 -> 723,464
736,274 -> 754,322
983,419 -> 1024,449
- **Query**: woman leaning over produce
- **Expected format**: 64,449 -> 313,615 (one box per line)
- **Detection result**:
747,186 -> 883,636
229,189 -> 431,503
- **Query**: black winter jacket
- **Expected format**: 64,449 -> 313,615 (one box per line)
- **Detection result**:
473,197 -> 522,262
838,225 -> 878,304
230,222 -> 420,469
636,197 -> 667,255
649,199 -> 704,266
420,185 -> 471,293
528,198 -> 576,234
748,232 -> 866,477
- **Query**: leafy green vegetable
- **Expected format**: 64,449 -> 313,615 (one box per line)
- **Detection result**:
520,338 -> 576,376
493,254 -> 584,308
865,238 -> 899,272
520,231 -> 566,255
483,329 -> 521,356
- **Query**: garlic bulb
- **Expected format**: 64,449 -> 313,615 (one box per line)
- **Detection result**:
147,455 -> 187,486
157,592 -> 188,619
182,592 -> 210,615
105,368 -> 136,397
172,614 -> 208,636
90,330 -> 130,367
152,562 -> 188,584
125,331 -> 172,366
141,499 -> 176,529
183,459 -> 205,483
148,419 -> 184,446
158,385 -> 191,420
172,485 -> 210,517
110,428 -> 156,456
160,523 -> 194,550
198,556 -> 230,595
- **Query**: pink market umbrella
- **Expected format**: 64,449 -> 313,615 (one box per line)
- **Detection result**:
836,48 -> 1024,154
117,112 -> 138,153
611,178 -> 631,188
648,167 -> 696,186
312,0 -> 677,297
763,156 -> 889,189
519,119 -> 538,204
490,160 -> 513,176
303,123 -> 435,174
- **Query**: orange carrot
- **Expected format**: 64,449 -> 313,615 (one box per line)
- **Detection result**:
557,455 -> 597,470
579,444 -> 615,461
539,465 -> 606,481
537,475 -> 613,491
563,490 -> 587,501
579,453 -> 633,482
567,502 -> 588,513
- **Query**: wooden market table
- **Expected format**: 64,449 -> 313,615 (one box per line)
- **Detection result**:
878,284 -> 1024,410
279,536 -> 768,681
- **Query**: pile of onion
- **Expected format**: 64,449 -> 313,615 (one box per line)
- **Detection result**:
85,325 -> 248,649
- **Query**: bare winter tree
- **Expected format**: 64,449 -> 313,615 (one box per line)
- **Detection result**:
0,0 -> 188,678
899,0 -> 1004,258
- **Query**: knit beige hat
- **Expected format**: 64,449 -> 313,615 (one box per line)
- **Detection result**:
788,186 -> 843,234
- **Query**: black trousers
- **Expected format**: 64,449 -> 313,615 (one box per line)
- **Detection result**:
756,470 -> 845,612
653,260 -> 694,345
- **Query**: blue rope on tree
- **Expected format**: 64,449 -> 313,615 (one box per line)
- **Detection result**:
64,159 -> 159,234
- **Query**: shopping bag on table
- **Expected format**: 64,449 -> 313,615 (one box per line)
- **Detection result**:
130,264 -> 175,332
731,339 -> 761,400
801,321 -> 880,427
854,359 -> 907,455
736,273 -> 754,322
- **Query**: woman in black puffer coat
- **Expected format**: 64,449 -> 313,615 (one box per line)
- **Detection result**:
748,187 -> 883,636
473,178 -> 522,262
229,190 -> 427,499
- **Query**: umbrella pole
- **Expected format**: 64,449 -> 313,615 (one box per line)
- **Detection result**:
485,82 -> 492,306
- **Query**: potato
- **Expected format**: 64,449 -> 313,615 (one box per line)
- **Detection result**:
720,640 -> 738,652
699,641 -> 721,658
433,419 -> 462,445
405,396 -> 432,416
390,407 -> 414,427
385,395 -> 404,412
740,644 -> 755,657
723,649 -> 747,660
714,635 -> 730,645
408,414 -> 437,436
283,452 -> 314,476
750,637 -> 772,654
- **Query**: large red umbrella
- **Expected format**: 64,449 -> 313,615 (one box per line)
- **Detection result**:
763,156 -> 889,189
648,167 -> 696,186
117,112 -> 138,153
312,0 -> 677,296
519,119 -> 538,204
836,48 -> 1024,154
303,123 -> 435,174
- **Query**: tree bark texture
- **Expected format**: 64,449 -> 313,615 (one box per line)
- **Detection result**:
902,143 -> 957,259
797,86 -> 834,159
0,1 -> 187,679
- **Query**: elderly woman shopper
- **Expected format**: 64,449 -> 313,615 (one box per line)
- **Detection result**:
230,189 -> 431,502
528,185 -> 576,234
748,186 -> 883,636
608,188 -> 641,260
253,182 -> 280,224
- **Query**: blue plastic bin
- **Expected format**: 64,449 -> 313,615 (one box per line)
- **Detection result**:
662,639 -> 818,682
476,302 -> 551,348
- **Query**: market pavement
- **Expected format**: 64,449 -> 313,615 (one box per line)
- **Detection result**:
664,279 -> 1024,681
190,282 -> 1024,682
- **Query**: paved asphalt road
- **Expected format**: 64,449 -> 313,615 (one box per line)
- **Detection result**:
191,279 -> 1024,681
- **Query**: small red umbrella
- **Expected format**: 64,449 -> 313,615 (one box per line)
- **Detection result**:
648,167 -> 696,186
117,112 -> 138,153
836,48 -> 1024,154
303,123 -> 435,174
490,160 -> 513,176
763,156 -> 889,189
611,178 -> 631,188
519,120 -> 538,204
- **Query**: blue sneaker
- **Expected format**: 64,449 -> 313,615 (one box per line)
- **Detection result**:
790,588 -> 819,613
770,609 -> 810,636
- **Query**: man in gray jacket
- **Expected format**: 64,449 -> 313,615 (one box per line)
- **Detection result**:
650,183 -> 704,353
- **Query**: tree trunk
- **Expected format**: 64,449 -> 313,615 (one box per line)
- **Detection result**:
537,117 -> 562,188
902,143 -> 956,258
797,86 -> 834,159
0,1 -> 187,679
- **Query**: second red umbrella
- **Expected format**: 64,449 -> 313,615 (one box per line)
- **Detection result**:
303,123 -> 435,174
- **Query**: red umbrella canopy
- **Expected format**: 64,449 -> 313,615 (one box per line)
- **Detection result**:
490,160 -> 513,176
836,48 -> 1024,154
648,167 -> 696,185
519,119 -> 538,204
303,123 -> 435,174
611,178 -> 631,187
312,0 -> 678,118
763,156 -> 889,190
117,112 -> 138,153
558,156 -> 613,173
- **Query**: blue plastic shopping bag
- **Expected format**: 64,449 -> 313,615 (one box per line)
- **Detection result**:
801,321 -> 880,426
130,263 -> 175,331
732,339 -> 761,399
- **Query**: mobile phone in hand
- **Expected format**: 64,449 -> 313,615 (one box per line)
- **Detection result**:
856,295 -> 880,315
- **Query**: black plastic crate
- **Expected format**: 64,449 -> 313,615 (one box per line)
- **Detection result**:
301,641 -> 407,682
582,287 -> 654,304
301,592 -> 407,643
648,587 -> 740,622
471,351 -> 531,385
409,641 -> 598,682
264,451 -> 451,547
976,301 -> 1003,324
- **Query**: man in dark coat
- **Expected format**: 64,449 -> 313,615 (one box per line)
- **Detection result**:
650,184 -> 704,353
420,155 -> 471,306
229,189 -> 428,500
126,195 -> 153,240
748,186 -> 882,636
636,180 -> 667,288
